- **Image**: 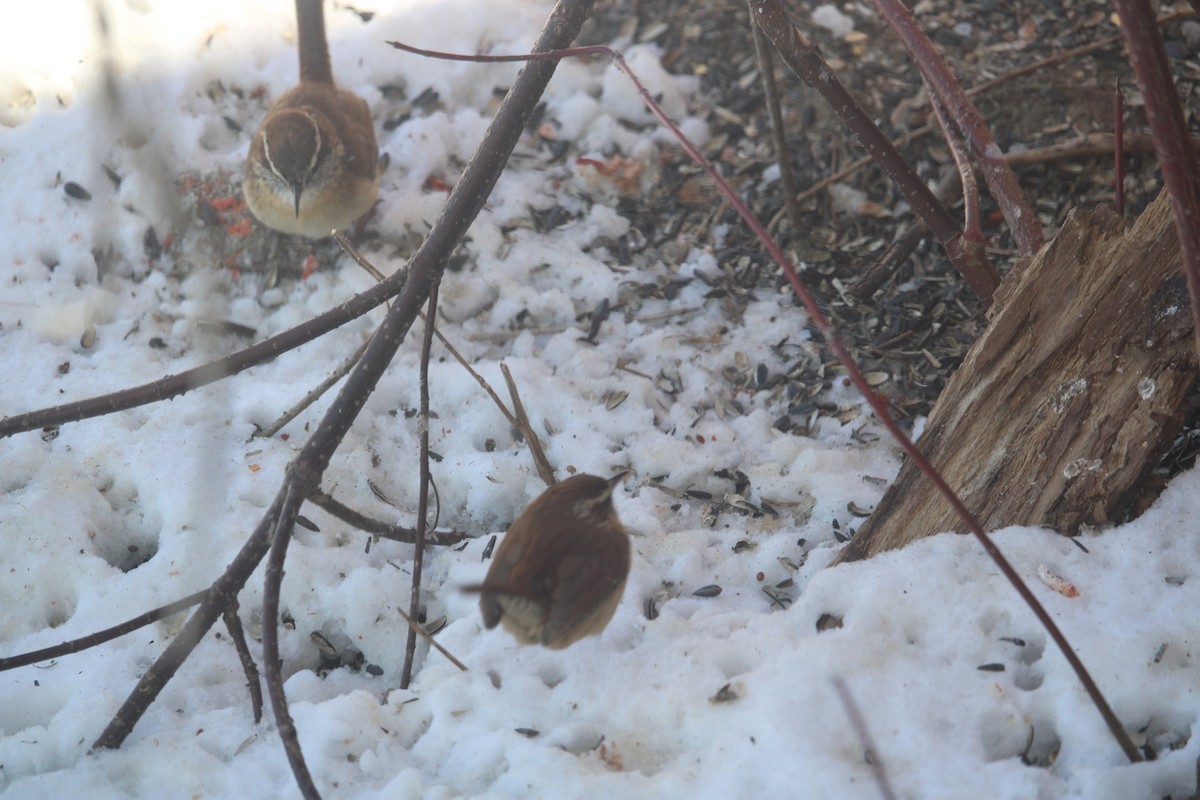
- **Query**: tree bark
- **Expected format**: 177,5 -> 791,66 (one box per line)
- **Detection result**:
838,188 -> 1196,563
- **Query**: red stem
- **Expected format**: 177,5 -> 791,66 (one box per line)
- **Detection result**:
389,33 -> 1140,763
928,84 -> 982,243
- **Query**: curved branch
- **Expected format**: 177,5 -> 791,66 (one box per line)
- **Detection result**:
261,484 -> 319,799
0,590 -> 207,671
0,275 -> 403,438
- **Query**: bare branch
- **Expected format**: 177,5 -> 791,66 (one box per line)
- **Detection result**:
261,485 -> 320,799
306,489 -> 469,546
0,590 -> 207,672
748,2 -> 802,235
402,284 -> 440,689
833,678 -> 898,800
222,602 -> 264,724
501,363 -> 558,487
396,605 -> 468,673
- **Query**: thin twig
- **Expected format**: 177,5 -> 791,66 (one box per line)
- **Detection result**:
333,230 -> 390,283
395,605 -> 468,672
0,270 -> 405,438
965,10 -> 1193,99
389,33 -> 997,302
832,677 -> 898,800
926,86 -> 981,243
432,331 -> 519,427
464,324 -> 569,343
255,335 -> 372,439
402,284 -> 439,689
334,231 -> 521,430
261,484 -> 320,800
223,601 -> 264,724
0,590 -> 207,671
749,2 -> 802,234
1002,131 -> 1188,167
306,489 -> 469,546
793,129 -> 927,208
851,169 -> 959,300
501,362 -> 557,486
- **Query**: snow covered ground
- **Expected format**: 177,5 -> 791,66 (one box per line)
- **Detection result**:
1,1 -> 1198,798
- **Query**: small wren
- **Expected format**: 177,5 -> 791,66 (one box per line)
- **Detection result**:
243,0 -> 379,237
475,472 -> 632,649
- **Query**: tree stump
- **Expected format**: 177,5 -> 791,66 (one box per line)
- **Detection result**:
838,188 -> 1196,563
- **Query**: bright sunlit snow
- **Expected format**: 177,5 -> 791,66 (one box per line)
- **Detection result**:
1,2 -> 1198,798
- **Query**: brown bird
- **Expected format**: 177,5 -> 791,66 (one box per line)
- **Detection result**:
243,0 -> 379,237
475,472 -> 632,649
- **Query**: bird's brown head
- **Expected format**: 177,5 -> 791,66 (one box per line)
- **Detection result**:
255,107 -> 332,217
542,471 -> 626,524
474,471 -> 632,649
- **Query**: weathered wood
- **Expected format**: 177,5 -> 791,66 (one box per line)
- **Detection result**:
838,188 -> 1196,562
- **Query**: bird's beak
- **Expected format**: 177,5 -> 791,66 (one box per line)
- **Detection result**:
292,183 -> 303,218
